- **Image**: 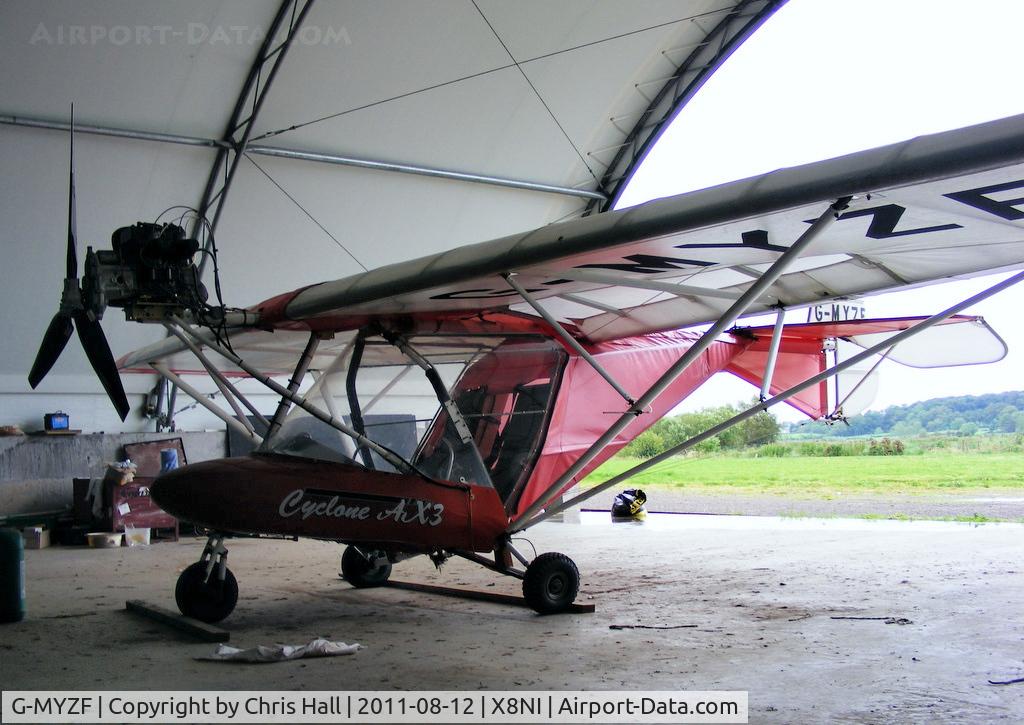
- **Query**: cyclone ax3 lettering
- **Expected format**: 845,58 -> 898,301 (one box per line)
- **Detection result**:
278,489 -> 444,526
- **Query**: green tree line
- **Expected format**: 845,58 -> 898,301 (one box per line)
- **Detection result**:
788,390 -> 1024,438
623,401 -> 780,458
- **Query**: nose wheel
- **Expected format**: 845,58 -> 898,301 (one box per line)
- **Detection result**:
175,535 -> 238,623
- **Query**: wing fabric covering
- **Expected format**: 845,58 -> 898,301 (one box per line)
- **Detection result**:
514,328 -> 840,517
269,113 -> 1024,343
511,315 -> 999,516
516,331 -> 746,516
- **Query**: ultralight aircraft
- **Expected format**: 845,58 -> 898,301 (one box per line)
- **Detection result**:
28,112 -> 1024,621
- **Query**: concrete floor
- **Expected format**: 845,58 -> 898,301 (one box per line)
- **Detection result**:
2,514 -> 1023,723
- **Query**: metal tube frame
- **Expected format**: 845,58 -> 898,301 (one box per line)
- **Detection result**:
759,307 -> 787,401
378,330 -> 494,487
162,322 -> 270,429
828,346 -> 893,420
518,268 -> 1024,529
246,144 -> 606,201
345,332 -> 374,468
262,332 -> 321,447
286,338 -> 357,422
153,378 -> 167,433
0,113 -> 604,203
507,197 -> 850,531
150,364 -> 263,445
505,273 -> 635,406
167,317 -> 414,474
192,0 -> 317,260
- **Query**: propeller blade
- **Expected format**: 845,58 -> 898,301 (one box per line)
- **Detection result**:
27,312 -> 74,389
73,311 -> 130,421
66,103 -> 77,279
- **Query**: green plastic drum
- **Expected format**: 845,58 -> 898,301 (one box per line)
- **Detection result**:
0,527 -> 25,623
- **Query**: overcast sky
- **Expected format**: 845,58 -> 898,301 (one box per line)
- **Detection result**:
617,0 -> 1024,421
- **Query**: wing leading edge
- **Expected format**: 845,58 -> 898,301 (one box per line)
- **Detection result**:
255,113 -> 1024,342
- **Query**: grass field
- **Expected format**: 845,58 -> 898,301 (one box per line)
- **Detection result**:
583,451 -> 1024,498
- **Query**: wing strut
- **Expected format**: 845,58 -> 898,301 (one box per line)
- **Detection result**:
825,346 -> 894,422
161,322 -> 270,432
759,307 -> 787,401
261,332 -> 322,448
504,273 -> 636,406
150,363 -> 264,445
516,267 -> 1024,530
507,197 -> 852,532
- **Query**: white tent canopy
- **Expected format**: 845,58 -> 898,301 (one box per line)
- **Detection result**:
0,0 -> 781,430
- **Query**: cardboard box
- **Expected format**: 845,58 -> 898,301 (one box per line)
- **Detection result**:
22,526 -> 50,549
102,463 -> 136,487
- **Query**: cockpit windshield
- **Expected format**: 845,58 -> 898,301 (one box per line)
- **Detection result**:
264,332 -> 565,505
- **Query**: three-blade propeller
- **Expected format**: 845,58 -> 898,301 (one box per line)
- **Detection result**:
27,106 -> 130,421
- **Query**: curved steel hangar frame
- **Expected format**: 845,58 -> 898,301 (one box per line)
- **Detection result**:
0,0 -> 786,429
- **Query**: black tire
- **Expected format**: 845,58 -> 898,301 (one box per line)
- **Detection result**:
523,552 -> 579,614
341,546 -> 392,588
175,561 -> 238,623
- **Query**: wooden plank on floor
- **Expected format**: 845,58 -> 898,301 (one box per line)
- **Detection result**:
384,580 -> 596,613
125,600 -> 230,642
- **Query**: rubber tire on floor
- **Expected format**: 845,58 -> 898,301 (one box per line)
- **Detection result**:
341,546 -> 392,588
523,552 -> 580,614
174,561 -> 239,623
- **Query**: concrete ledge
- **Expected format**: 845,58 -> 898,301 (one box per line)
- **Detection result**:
0,431 -> 225,515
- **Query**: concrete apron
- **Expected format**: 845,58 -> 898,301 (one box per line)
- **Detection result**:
1,516 -> 1022,723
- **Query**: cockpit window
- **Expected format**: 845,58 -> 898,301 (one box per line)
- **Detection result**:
264,333 -> 565,498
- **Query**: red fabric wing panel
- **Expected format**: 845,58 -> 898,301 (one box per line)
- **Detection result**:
725,337 -> 827,419
515,331 -> 751,517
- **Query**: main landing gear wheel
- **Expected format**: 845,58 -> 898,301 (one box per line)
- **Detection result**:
175,561 -> 238,623
523,552 -> 579,614
341,546 -> 392,588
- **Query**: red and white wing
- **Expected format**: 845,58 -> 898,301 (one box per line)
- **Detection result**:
121,113 -> 1024,371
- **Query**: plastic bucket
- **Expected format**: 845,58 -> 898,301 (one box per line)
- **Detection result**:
124,526 -> 151,547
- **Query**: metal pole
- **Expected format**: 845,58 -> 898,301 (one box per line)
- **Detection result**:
286,338 -> 356,420
379,331 -> 494,486
262,333 -> 321,446
162,322 -> 270,428
508,196 -> 850,531
169,317 -> 414,473
832,347 -> 893,417
759,307 -> 787,400
151,364 -> 263,444
153,378 -> 167,433
0,113 -> 606,202
247,145 -> 607,201
505,273 -> 635,405
518,268 -> 1024,530
0,113 -> 224,149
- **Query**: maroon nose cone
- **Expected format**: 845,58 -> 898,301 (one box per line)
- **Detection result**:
150,464 -> 199,520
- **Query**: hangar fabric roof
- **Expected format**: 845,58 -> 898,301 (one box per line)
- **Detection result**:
0,0 -> 783,418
